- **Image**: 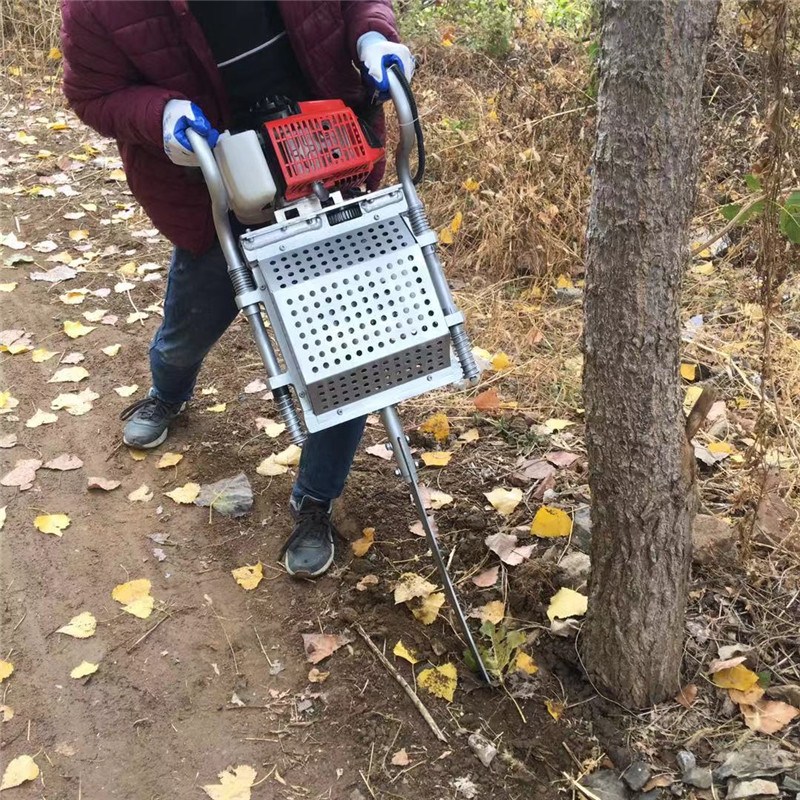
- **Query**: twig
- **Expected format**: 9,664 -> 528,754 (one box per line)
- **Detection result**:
210,602 -> 240,676
355,624 -> 447,743
126,612 -> 170,653
562,772 -> 604,800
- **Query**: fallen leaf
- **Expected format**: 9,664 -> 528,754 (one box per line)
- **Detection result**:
421,451 -> 453,467
232,563 -> 263,591
0,391 -> 19,415
531,506 -> 572,538
0,433 -> 17,448
157,452 -> 183,469
275,444 -> 301,466
684,385 -> 704,414
165,482 -> 201,504
26,408 -> 58,428
545,451 -> 580,469
302,633 -> 350,664
712,664 -> 760,691
729,686 -> 765,705
31,264 -> 77,282
459,428 -> 480,443
439,226 -> 453,245
206,402 -> 227,413
351,527 -> 375,557
491,351 -> 512,370
63,320 -> 95,338
545,699 -> 565,720
547,587 -> 588,621
61,352 -> 85,364
419,412 -> 450,443
128,484 -> 153,503
0,754 -> 39,791
418,662 -> 457,702
244,379 -> 268,394
485,532 -> 534,566
471,566 -> 499,588
412,592 -> 445,624
484,487 -> 523,516
680,363 -> 698,381
471,600 -> 505,624
393,640 -> 419,665
43,453 -> 83,471
676,684 -> 699,708
70,660 -> 99,679
195,473 -> 253,517
128,448 -> 147,461
101,344 -> 121,356
709,656 -> 748,673
59,289 -> 87,305
391,749 -> 411,767
740,699 -> 800,734
57,611 -> 96,639
87,477 -> 120,491
257,454 -> 289,476
0,282 -> 17,292
462,177 -> 480,192
2,459 -> 42,490
255,417 -> 284,438
112,578 -> 154,619
394,572 -> 437,604
202,765 -> 257,800
51,388 -> 98,416
516,651 -> 539,675
474,388 -> 500,411
356,574 -> 379,591
0,705 -> 13,722
114,384 -> 138,398
34,513 -> 71,536
542,418 -> 574,433
428,489 -> 453,509
0,661 -> 13,682
308,667 -> 329,683
31,348 -> 58,362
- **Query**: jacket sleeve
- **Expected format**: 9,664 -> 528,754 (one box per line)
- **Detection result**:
60,0 -> 185,150
341,0 -> 401,59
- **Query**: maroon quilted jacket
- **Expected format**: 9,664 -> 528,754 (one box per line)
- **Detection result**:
60,1 -> 400,254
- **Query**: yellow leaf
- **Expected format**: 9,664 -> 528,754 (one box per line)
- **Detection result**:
0,392 -> 18,413
106,168 -> 127,181
26,409 -> 58,428
393,640 -> 419,665
49,366 -> 89,383
0,661 -> 13,682
31,348 -> 57,363
114,384 -> 139,397
34,513 -> 70,536
680,363 -> 697,381
543,418 -> 574,432
531,507 -> 572,538
56,611 -> 96,639
63,320 -> 95,339
411,591 -> 445,625
256,455 -> 288,476
165,482 -> 201,504
486,108 -> 499,123
127,311 -> 150,324
691,260 -> 715,276
231,563 -> 263,591
48,46 -> 62,60
462,178 -> 480,192
484,487 -> 522,516
206,402 -> 227,413
70,660 -> 99,679
708,440 -> 735,456
545,699 -> 565,720
684,385 -> 703,413
59,289 -> 87,305
418,662 -> 457,702
438,226 -> 454,245
101,344 -> 121,356
556,274 -> 574,289
157,452 -> 183,469
127,484 -> 153,503
308,667 -> 329,683
547,587 -> 588,621
202,765 -> 257,800
47,121 -> 70,131
421,451 -> 452,468
516,651 -> 539,675
15,131 -> 37,145
740,699 -> 800,735
450,210 -> 463,234
419,412 -> 450,443
728,686 -> 764,705
68,229 -> 89,241
112,579 -> 154,618
128,448 -> 147,461
122,596 -> 155,619
0,705 -> 13,721
0,754 -> 39,791
473,600 -> 505,624
80,202 -> 97,211
275,444 -> 302,467
351,526 -> 375,557
394,572 -> 437,604
491,351 -> 512,370
428,489 -> 453,509
711,664 -> 760,691
0,282 -> 17,292
459,428 -> 480,443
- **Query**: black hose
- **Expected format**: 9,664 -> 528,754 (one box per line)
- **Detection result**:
390,63 -> 425,185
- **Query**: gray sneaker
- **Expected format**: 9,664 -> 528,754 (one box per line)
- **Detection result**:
120,391 -> 186,449
280,497 -> 336,578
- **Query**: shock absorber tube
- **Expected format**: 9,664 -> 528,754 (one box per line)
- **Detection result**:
186,129 -> 306,440
387,72 -> 480,383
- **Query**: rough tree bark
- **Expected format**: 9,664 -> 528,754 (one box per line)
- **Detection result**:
581,0 -> 719,708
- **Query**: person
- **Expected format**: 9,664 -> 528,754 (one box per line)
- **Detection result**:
60,1 -> 414,579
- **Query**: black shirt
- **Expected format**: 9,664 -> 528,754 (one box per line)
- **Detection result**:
190,0 -> 310,128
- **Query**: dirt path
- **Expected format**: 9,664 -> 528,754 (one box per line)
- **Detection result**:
0,88 -> 590,799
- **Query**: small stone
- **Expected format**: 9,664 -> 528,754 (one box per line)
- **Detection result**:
339,607 -> 358,624
462,511 -> 487,531
783,778 -> 800,793
715,746 -> 795,780
622,762 -> 651,792
726,779 -> 779,800
468,731 -> 498,768
692,514 -> 735,566
558,551 -> 591,590
683,767 -> 712,790
582,770 -> 630,800
676,751 -> 696,773
572,506 -> 592,552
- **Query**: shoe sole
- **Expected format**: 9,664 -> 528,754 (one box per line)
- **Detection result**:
283,548 -> 335,579
122,426 -> 169,450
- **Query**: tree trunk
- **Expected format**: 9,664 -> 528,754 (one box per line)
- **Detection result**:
581,0 -> 719,708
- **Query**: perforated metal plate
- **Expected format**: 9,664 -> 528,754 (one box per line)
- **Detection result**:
241,187 -> 463,431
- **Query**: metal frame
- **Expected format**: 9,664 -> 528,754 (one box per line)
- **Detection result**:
186,71 -> 490,683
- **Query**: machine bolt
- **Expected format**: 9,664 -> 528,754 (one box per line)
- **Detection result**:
298,391 -> 306,398
337,409 -> 343,415
394,468 -> 402,477
427,375 -> 433,381
374,214 -> 380,220
279,245 -> 286,251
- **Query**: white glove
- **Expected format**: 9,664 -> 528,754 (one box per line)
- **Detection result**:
162,99 -> 219,167
357,31 -> 414,95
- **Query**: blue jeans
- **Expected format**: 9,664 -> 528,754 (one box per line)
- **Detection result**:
150,242 -> 366,503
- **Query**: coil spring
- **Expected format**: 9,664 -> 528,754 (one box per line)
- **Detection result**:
406,205 -> 430,238
273,387 -> 306,445
451,324 -> 480,383
228,265 -> 256,297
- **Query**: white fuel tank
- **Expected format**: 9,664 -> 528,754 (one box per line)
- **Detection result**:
214,130 -> 277,225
